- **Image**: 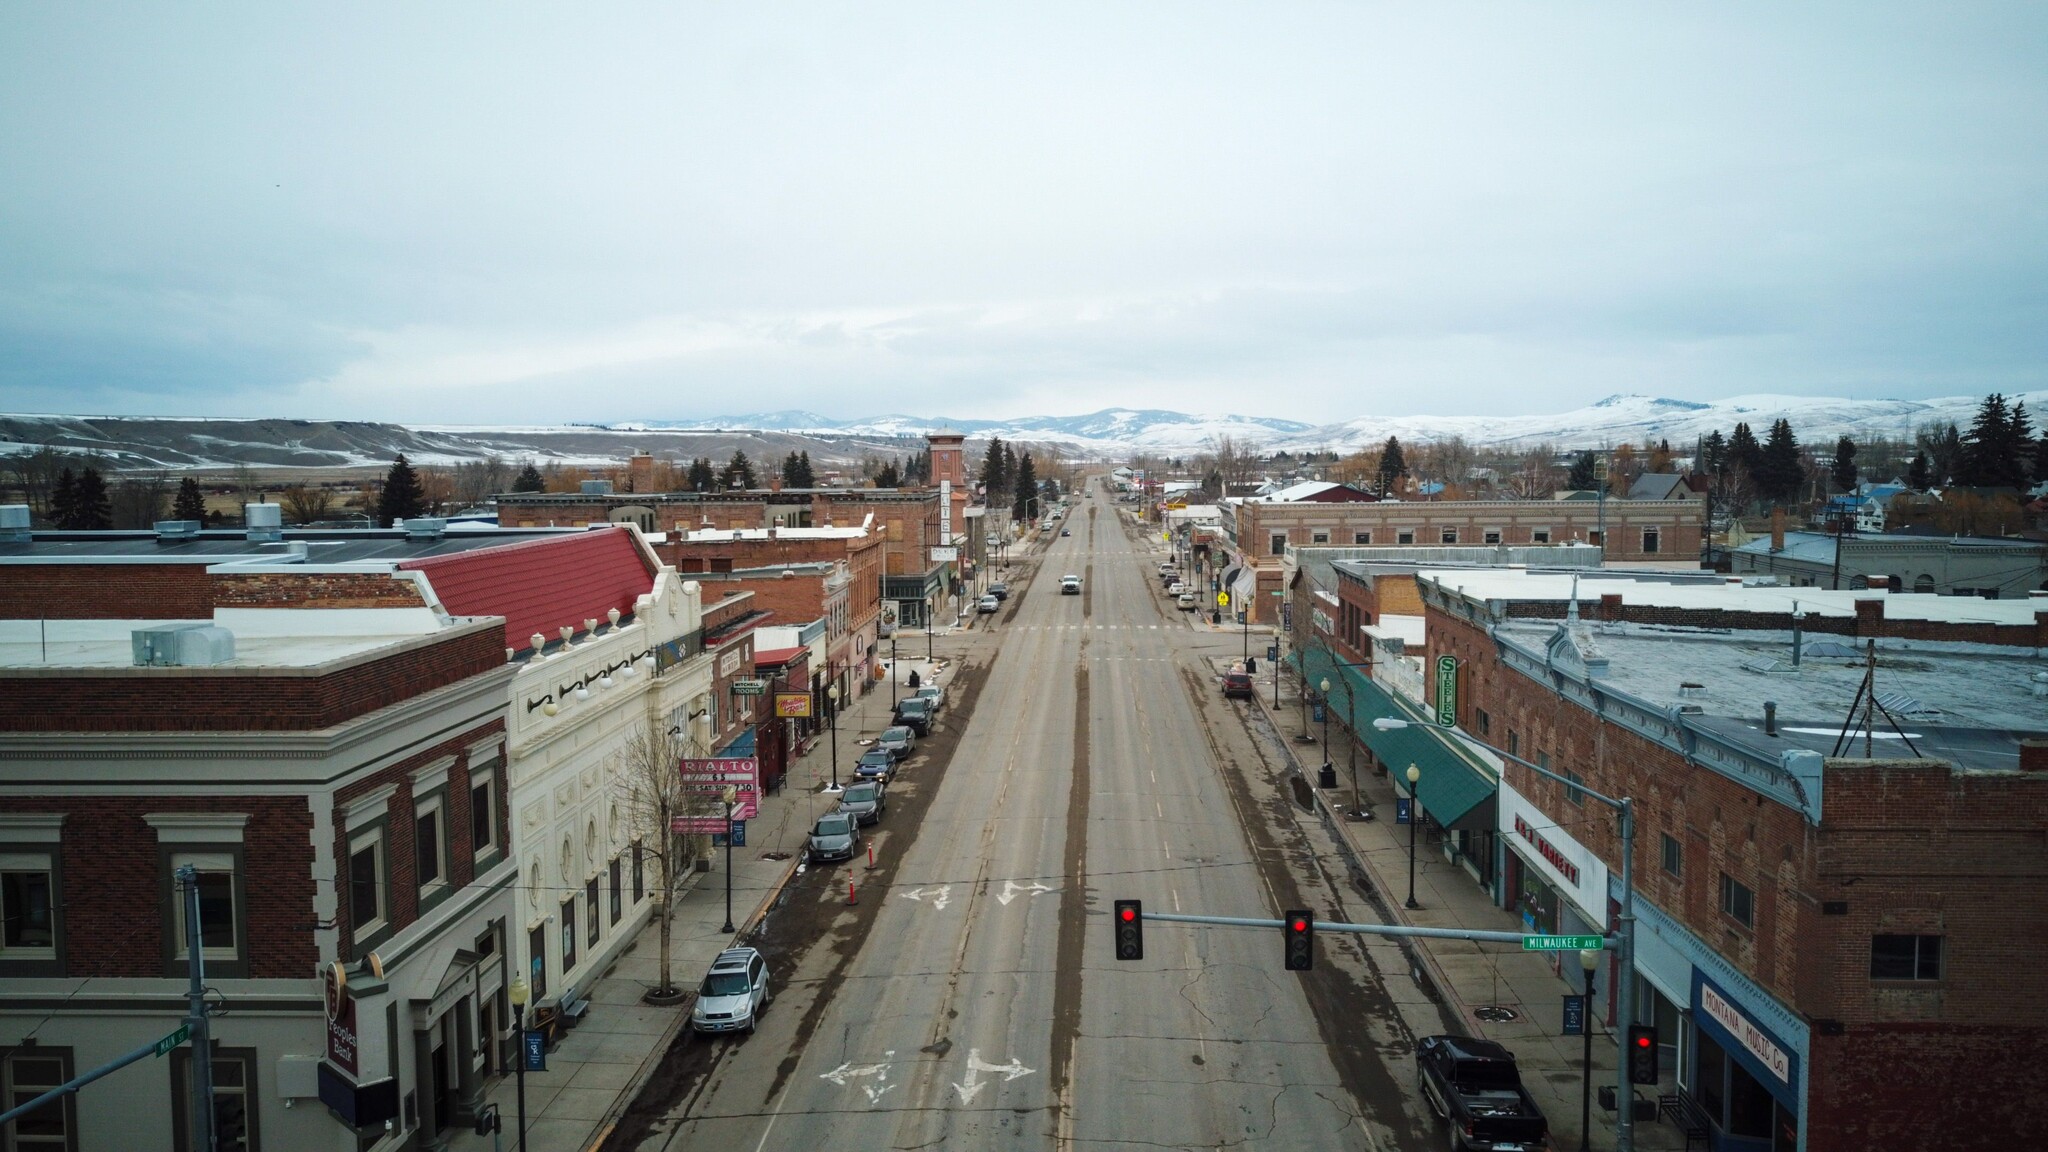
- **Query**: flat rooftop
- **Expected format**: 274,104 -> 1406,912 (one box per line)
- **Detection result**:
1493,617 -> 2048,772
1420,569 -> 2046,626
0,526 -> 579,566
0,614 -> 467,671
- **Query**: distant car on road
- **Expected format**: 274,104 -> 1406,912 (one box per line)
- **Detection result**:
807,813 -> 860,864
1415,1035 -> 1550,1152
1177,593 -> 1198,610
1061,528 -> 1071,536
838,781 -> 886,826
977,594 -> 1000,613
1060,574 -> 1081,595
1221,670 -> 1255,699
877,726 -> 916,760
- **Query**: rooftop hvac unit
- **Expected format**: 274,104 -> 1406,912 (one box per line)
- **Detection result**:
132,623 -> 236,667
0,504 -> 30,543
402,518 -> 447,540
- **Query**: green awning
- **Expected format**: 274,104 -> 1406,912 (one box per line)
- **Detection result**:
1292,647 -> 1498,829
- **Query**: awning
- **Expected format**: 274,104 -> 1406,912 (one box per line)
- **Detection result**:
1293,647 -> 1498,829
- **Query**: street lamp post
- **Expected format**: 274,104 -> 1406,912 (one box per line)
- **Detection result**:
1579,948 -> 1598,1152
891,629 -> 900,710
1376,716 -> 1639,1152
925,593 -> 934,660
508,975 -> 530,1152
825,681 -> 842,794
720,784 -> 737,933
1319,677 -> 1333,786
1404,763 -> 1422,909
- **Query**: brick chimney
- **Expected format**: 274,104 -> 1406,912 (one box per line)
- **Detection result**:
1770,507 -> 1785,553
2020,740 -> 2048,773
1853,596 -> 1885,636
768,475 -> 782,493
628,450 -> 654,493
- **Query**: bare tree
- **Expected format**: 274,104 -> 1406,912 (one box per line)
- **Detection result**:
3,446 -> 73,520
110,471 -> 171,529
612,719 -> 719,998
281,484 -> 337,525
452,454 -> 510,509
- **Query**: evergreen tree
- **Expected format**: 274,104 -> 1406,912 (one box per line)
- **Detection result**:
512,461 -> 545,492
1565,451 -> 1600,491
1756,420 -> 1805,506
69,467 -> 112,529
793,451 -> 816,488
1728,422 -> 1763,479
1376,436 -> 1407,495
687,457 -> 716,492
979,437 -> 1007,498
376,454 -> 427,527
782,452 -> 802,487
2034,436 -> 2048,487
1907,453 -> 1933,491
49,468 -> 79,528
1700,430 -> 1729,478
1002,444 -> 1018,492
875,459 -> 901,488
1830,436 -> 1859,495
1012,452 -> 1038,519
172,476 -> 207,522
724,451 -> 756,490
1958,394 -> 2019,487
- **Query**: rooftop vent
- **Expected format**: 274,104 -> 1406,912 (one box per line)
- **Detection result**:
132,623 -> 236,667
154,520 -> 202,542
401,517 -> 447,541
0,504 -> 30,544
1678,682 -> 1705,697
245,503 -> 282,543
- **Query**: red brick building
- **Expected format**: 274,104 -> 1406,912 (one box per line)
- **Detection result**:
1409,571 -> 2048,1150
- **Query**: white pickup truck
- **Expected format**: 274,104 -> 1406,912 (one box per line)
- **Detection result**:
1060,574 -> 1082,595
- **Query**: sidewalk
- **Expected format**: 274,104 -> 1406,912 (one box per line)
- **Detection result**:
1248,660 -> 1684,1152
444,666 -> 931,1152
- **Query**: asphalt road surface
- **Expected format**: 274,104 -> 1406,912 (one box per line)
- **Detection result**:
610,483 -> 1438,1151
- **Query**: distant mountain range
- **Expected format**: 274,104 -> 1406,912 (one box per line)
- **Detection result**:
3,392 -> 2041,471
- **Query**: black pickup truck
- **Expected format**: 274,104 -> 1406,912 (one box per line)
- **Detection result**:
1416,1034 -> 1551,1151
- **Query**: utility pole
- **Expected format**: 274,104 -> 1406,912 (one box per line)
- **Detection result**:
178,865 -> 216,1152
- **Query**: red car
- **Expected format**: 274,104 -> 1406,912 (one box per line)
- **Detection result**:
1221,670 -> 1255,699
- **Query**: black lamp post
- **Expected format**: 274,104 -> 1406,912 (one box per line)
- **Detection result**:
890,629 -> 899,709
1579,948 -> 1599,1152
1404,763 -> 1422,910
825,679 -> 842,794
720,785 -> 737,933
509,975 -> 530,1152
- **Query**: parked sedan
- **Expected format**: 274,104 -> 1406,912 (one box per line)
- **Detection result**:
854,749 -> 895,781
988,582 -> 1010,601
1177,593 -> 1198,610
1168,581 -> 1188,596
977,594 -> 1000,613
807,813 -> 860,863
913,684 -> 945,712
1221,670 -> 1255,699
838,781 -> 886,826
876,726 -> 916,761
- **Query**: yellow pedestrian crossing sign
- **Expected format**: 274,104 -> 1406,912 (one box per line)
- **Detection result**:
1216,591 -> 1230,607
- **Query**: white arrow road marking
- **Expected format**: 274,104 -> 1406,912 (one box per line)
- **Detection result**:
820,1061 -> 889,1087
898,885 -> 952,910
862,1084 -> 895,1104
995,879 -> 1053,906
953,1049 -> 1037,1105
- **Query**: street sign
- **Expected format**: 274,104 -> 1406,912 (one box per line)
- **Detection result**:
1562,993 -> 1587,1036
1216,591 -> 1229,607
730,679 -> 767,696
1522,934 -> 1605,952
153,1023 -> 190,1057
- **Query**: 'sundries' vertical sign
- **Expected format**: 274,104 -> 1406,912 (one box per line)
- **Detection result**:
1434,656 -> 1458,727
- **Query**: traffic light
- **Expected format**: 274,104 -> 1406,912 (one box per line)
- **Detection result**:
1283,910 -> 1314,971
1627,1025 -> 1659,1084
1113,900 -> 1143,961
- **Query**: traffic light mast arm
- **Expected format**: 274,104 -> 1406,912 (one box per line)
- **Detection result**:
1136,909 -> 1612,948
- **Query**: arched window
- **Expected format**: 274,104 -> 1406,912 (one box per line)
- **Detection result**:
1849,575 -> 1869,590
1914,574 -> 1935,594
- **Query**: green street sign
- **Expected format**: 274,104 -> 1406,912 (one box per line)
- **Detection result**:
1522,935 -> 1604,952
153,1023 -> 191,1057
730,679 -> 767,696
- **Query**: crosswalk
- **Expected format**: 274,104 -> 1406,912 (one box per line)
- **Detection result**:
998,623 -> 1183,630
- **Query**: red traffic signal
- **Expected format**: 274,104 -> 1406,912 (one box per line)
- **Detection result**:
1113,899 -> 1144,961
1627,1025 -> 1659,1084
1283,909 -> 1314,971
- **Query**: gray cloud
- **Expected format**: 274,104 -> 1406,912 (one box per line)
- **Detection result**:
2,2 -> 2044,425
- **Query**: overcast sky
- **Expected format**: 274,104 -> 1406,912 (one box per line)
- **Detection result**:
2,3 -> 2044,427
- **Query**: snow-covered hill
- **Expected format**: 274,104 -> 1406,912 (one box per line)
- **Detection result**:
3,392 -> 2040,469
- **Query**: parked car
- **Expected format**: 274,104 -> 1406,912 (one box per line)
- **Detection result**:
893,698 -> 934,736
691,947 -> 772,1034
1221,670 -> 1255,699
1168,582 -> 1188,596
807,813 -> 861,863
876,725 -> 916,760
914,684 -> 945,712
988,582 -> 1009,600
977,594 -> 1000,613
854,749 -> 895,781
1415,1035 -> 1550,1152
1060,528 -> 1071,536
839,780 -> 886,823
1176,592 -> 1198,610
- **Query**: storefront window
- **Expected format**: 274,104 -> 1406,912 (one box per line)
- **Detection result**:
1515,865 -> 1558,935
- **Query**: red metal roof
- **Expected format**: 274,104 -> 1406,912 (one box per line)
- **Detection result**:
753,646 -> 804,667
400,528 -> 656,650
